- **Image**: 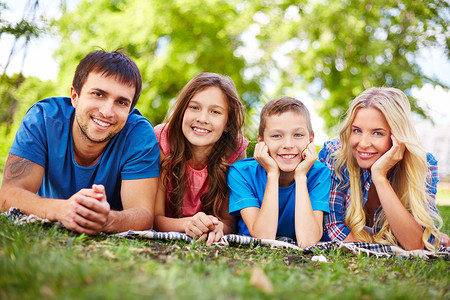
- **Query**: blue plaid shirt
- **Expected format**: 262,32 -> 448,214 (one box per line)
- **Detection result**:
319,138 -> 440,242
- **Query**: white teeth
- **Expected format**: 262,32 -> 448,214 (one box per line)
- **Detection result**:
93,118 -> 110,127
281,154 -> 296,159
359,152 -> 373,157
193,127 -> 209,133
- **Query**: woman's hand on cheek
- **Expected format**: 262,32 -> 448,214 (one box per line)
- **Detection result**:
254,141 -> 279,175
295,142 -> 317,177
440,232 -> 450,247
371,134 -> 405,178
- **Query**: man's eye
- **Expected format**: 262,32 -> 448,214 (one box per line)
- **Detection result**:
118,100 -> 129,107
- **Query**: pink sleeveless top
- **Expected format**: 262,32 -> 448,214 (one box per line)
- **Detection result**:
154,123 -> 249,217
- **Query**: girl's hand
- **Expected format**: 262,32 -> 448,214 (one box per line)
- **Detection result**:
185,212 -> 218,238
205,220 -> 225,246
295,142 -> 317,177
253,142 -> 279,176
371,134 -> 405,178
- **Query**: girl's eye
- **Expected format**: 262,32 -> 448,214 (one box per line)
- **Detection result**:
373,131 -> 384,136
211,110 -> 221,115
272,134 -> 281,138
352,128 -> 361,133
189,105 -> 199,110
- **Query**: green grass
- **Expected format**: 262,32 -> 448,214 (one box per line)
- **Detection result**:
1,207 -> 449,300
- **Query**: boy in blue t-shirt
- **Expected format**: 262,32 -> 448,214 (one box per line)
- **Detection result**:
228,97 -> 330,247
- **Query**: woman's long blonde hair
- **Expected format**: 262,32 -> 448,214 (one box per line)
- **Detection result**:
334,87 -> 442,250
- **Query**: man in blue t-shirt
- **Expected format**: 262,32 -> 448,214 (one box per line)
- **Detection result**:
228,97 -> 330,247
0,50 -> 160,235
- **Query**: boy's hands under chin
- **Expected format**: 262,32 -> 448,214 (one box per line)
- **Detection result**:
295,142 -> 317,177
371,134 -> 405,179
254,141 -> 279,176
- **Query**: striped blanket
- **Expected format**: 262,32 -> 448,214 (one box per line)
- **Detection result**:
6,207 -> 449,259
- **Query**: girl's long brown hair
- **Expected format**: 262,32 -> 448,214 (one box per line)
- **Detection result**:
161,72 -> 245,218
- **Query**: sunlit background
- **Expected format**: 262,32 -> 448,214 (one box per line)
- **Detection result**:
1,0 -> 449,192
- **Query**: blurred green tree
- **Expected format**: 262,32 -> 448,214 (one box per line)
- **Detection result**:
2,0 -> 449,137
0,0 -> 47,126
254,0 -> 450,134
54,0 -> 265,125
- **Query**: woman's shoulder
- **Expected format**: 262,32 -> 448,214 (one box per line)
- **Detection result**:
425,152 -> 437,166
318,138 -> 341,165
321,138 -> 341,152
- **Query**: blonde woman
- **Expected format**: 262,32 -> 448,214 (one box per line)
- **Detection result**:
319,87 -> 448,250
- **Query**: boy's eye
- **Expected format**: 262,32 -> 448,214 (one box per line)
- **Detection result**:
294,133 -> 303,138
93,92 -> 103,97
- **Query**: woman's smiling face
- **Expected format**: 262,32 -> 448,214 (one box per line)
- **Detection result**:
349,107 -> 392,169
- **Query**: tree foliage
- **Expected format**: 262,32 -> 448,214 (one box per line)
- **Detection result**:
0,0 -> 50,126
253,0 -> 450,134
2,0 -> 449,138
54,0 -> 264,125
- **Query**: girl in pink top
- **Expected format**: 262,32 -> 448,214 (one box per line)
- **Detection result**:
154,73 -> 249,246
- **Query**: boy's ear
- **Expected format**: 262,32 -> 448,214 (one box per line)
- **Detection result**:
309,132 -> 315,143
257,135 -> 263,142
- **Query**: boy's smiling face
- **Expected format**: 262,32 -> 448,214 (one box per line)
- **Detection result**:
259,110 -> 314,173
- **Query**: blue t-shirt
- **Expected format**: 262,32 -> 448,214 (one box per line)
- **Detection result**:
228,158 -> 331,240
9,97 -> 160,210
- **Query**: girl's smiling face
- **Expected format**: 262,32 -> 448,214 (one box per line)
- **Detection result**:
349,107 -> 392,169
181,86 -> 229,155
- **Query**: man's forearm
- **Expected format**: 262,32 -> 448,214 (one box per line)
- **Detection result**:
0,186 -> 64,222
103,207 -> 153,233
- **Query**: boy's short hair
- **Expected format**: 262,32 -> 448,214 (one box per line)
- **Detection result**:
72,49 -> 142,110
258,97 -> 314,137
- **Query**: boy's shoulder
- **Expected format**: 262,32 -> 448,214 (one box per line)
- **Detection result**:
230,157 -> 259,169
307,160 -> 332,182
311,160 -> 329,171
